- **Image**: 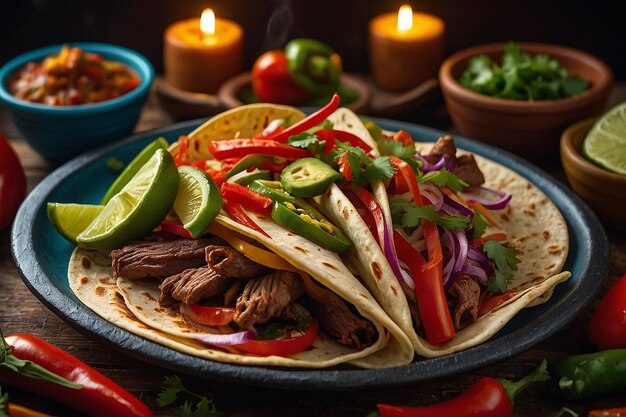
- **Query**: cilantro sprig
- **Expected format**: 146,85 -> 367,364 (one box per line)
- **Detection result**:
471,211 -> 488,240
158,375 -> 220,417
483,240 -> 520,293
419,169 -> 468,193
390,198 -> 470,230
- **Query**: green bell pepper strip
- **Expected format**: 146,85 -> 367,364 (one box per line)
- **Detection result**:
285,38 -> 341,97
272,201 -> 352,253
550,348 -> 626,401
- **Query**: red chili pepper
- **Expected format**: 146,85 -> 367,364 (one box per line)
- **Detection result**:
221,183 -> 272,214
0,134 -> 27,231
348,187 -> 386,247
376,360 -> 549,417
208,139 -> 309,160
338,151 -> 353,182
235,320 -> 319,356
159,219 -> 194,238
265,93 -> 340,143
315,129 -> 337,154
223,199 -> 270,238
0,334 -> 153,417
588,273 -> 626,350
330,129 -> 374,155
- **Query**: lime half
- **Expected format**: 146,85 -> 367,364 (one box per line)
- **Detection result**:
77,149 -> 179,251
101,137 -> 170,204
48,203 -> 105,244
173,166 -> 222,238
583,102 -> 626,175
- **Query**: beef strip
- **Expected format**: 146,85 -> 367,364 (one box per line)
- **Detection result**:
399,280 -> 421,329
158,267 -> 231,306
205,245 -> 269,279
111,238 -> 223,280
234,271 -> 304,329
426,135 -> 457,164
449,275 -> 482,330
309,287 -> 377,349
453,154 -> 485,186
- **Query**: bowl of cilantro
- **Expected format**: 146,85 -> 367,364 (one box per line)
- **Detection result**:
439,42 -> 613,161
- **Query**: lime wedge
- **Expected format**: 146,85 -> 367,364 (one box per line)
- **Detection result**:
47,203 -> 105,244
173,166 -> 222,238
583,102 -> 626,175
101,137 -> 170,204
77,149 -> 179,251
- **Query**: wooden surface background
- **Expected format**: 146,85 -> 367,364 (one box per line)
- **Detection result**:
1,86 -> 626,417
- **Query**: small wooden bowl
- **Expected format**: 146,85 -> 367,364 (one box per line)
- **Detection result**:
561,117 -> 626,231
218,72 -> 372,113
440,42 -> 614,162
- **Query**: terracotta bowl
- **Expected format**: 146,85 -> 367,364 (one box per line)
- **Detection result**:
561,117 -> 626,231
218,72 -> 371,114
439,42 -> 613,161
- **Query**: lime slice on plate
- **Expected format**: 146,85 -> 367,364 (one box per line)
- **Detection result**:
101,137 -> 170,204
47,203 -> 105,244
583,102 -> 626,175
173,166 -> 222,238
77,148 -> 179,251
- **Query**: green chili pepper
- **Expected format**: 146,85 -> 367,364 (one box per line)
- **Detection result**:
285,38 -> 341,98
550,348 -> 626,401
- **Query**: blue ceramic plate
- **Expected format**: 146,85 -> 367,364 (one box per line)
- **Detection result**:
11,118 -> 609,390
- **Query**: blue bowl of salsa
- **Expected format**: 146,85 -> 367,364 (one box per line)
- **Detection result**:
0,42 -> 154,161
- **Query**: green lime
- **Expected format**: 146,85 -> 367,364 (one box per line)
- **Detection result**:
101,137 -> 170,204
77,149 -> 179,251
583,102 -> 626,175
173,166 -> 222,238
47,203 -> 105,244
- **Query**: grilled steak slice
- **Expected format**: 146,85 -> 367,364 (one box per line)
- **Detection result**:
205,245 -> 269,279
310,287 -> 377,349
449,275 -> 481,330
453,154 -> 485,186
234,271 -> 304,329
159,267 -> 231,306
111,238 -> 223,280
427,135 -> 457,164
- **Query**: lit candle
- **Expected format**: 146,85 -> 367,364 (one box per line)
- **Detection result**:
369,5 -> 445,91
164,8 -> 243,94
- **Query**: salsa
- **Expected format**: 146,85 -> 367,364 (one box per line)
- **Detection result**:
9,45 -> 141,106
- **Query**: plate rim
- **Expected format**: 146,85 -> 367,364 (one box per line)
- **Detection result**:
10,117 -> 609,390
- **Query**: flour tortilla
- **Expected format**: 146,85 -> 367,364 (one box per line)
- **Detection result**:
69,103 -> 415,368
319,108 -> 571,358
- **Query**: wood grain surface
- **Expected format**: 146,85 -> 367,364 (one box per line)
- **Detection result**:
1,86 -> 625,417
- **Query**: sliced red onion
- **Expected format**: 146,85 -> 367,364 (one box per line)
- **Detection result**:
385,226 -> 414,290
441,229 -> 456,285
442,194 -> 474,218
415,153 -> 446,172
468,247 -> 495,277
460,264 -> 488,284
196,330 -> 257,346
462,186 -> 512,210
419,184 -> 444,212
452,230 -> 469,275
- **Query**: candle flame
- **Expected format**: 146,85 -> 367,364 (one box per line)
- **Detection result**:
200,8 -> 216,36
397,5 -> 413,32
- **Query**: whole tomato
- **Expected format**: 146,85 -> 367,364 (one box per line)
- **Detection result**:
252,50 -> 310,105
588,273 -> 626,350
0,134 -> 26,230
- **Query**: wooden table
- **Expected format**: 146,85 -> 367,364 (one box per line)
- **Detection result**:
1,86 -> 626,417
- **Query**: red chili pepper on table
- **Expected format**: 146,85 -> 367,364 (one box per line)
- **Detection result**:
588,273 -> 626,350
0,134 -> 27,231
375,360 -> 549,417
0,333 -> 153,417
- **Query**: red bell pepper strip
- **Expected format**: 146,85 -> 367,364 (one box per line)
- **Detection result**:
348,187 -> 386,247
159,219 -> 194,238
175,135 -> 189,166
221,183 -> 272,214
265,93 -> 340,143
338,151 -> 353,182
394,230 -> 455,344
180,304 -> 236,326
330,129 -> 374,155
208,139 -> 309,160
0,334 -> 153,417
0,135 -> 26,231
376,360 -> 548,417
234,320 -> 319,356
223,199 -> 270,238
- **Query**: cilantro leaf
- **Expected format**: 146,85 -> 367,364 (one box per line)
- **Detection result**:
483,240 -> 519,293
346,148 -> 363,186
419,169 -> 468,193
288,133 -> 326,154
376,138 -> 416,158
157,375 -> 187,407
158,375 -> 220,417
471,210 -> 488,240
390,198 -> 470,230
363,156 -> 396,182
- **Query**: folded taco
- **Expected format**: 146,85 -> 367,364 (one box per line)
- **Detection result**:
65,97 -> 415,368
317,108 -> 571,357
